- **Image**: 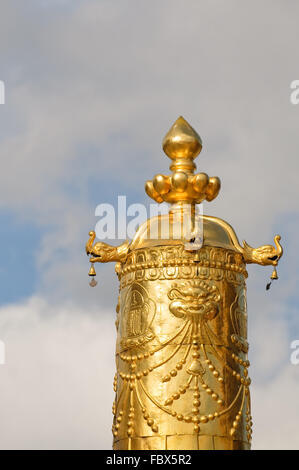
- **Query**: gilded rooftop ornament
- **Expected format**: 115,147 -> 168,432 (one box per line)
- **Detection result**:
85,116 -> 283,450
145,116 -> 220,205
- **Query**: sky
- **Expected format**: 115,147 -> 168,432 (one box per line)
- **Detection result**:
0,0 -> 298,449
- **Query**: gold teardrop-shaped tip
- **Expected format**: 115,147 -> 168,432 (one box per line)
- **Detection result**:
162,116 -> 202,161
186,358 -> 205,376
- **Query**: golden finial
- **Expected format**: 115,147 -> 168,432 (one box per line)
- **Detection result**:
162,116 -> 202,172
145,116 -> 220,204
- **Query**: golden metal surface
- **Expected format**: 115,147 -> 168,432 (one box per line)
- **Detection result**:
271,267 -> 278,280
85,117 -> 283,450
162,116 -> 202,161
145,117 -> 220,204
86,231 -> 129,263
111,247 -> 251,450
88,264 -> 96,276
242,235 -> 283,266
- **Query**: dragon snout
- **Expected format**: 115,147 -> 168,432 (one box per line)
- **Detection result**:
268,255 -> 278,266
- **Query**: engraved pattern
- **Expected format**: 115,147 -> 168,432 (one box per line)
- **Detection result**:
119,283 -> 156,351
119,246 -> 247,289
112,246 -> 252,449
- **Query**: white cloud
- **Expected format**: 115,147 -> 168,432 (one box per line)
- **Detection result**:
252,365 -> 299,450
0,297 -> 116,450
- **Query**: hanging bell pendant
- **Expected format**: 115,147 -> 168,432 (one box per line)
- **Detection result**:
88,264 -> 98,287
88,264 -> 96,276
270,267 -> 278,280
266,267 -> 279,290
89,278 -> 98,287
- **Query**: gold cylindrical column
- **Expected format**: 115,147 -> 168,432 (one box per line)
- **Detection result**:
113,242 -> 250,450
86,117 -> 283,450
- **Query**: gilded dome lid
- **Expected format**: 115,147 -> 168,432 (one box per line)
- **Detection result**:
130,213 -> 243,253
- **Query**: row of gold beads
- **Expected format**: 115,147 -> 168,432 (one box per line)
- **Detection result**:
120,352 -> 150,362
127,405 -> 134,438
162,358 -> 186,383
164,379 -> 191,406
120,347 -> 187,380
141,406 -> 159,433
113,410 -> 124,438
230,409 -> 243,437
201,379 -> 224,406
121,260 -> 247,275
231,353 -> 251,386
190,336 -> 201,433
229,387 -> 252,440
192,379 -> 201,433
175,411 -> 219,424
246,406 -> 253,442
204,359 -> 224,383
